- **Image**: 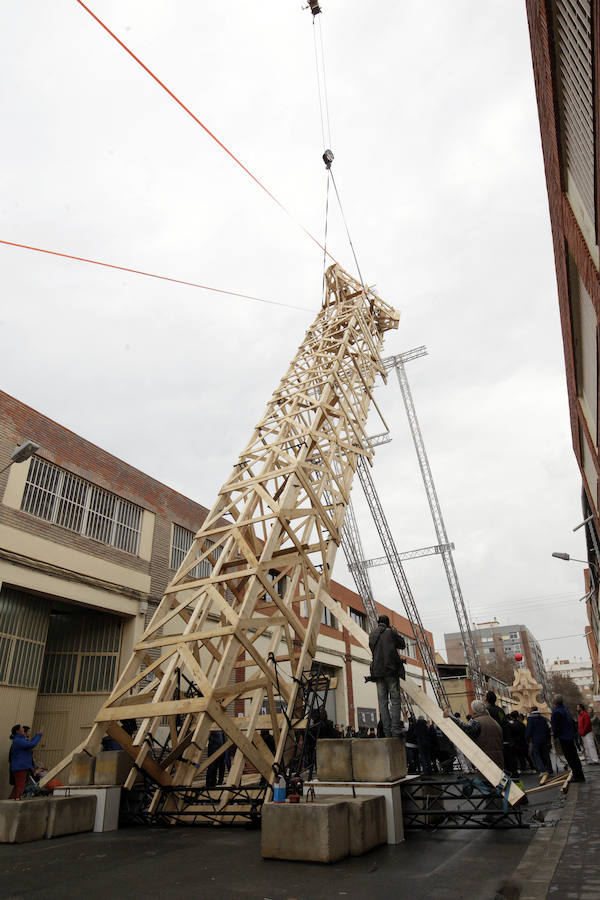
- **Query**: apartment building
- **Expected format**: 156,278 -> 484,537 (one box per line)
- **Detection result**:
445,618 -> 546,690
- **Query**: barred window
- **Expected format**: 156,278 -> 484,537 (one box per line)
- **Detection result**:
21,457 -> 142,555
349,608 -> 367,631
39,609 -> 121,694
170,524 -> 218,578
262,569 -> 287,603
0,586 -> 50,688
321,607 -> 338,630
402,636 -> 417,659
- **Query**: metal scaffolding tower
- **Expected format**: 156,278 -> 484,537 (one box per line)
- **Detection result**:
355,455 -> 451,708
384,347 -> 485,697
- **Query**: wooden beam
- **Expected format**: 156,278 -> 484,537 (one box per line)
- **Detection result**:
96,696 -> 207,722
105,723 -> 173,787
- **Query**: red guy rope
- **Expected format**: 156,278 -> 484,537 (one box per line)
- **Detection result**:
0,239 -> 312,311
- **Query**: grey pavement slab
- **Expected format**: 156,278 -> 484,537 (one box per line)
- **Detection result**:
548,760 -> 600,900
0,816 -> 533,900
1,770 -> 576,900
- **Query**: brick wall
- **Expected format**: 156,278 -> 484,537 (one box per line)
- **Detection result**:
0,389 -> 210,604
526,1 -> 600,510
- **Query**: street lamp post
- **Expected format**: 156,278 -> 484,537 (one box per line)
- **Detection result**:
551,551 -> 599,579
0,440 -> 40,476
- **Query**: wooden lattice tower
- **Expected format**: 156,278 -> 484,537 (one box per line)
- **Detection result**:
43,264 -> 399,815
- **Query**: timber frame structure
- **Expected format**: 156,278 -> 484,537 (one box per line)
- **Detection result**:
42,264 -> 399,817
42,263 -> 526,816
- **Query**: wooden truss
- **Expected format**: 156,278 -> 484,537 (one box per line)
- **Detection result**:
42,261 -> 525,812
42,264 -> 399,814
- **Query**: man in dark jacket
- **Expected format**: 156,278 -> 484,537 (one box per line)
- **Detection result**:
486,690 -> 517,776
551,695 -> 585,783
368,614 -> 406,737
525,707 -> 552,774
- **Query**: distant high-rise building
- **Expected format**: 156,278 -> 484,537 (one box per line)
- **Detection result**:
445,620 -> 546,689
547,657 -> 594,705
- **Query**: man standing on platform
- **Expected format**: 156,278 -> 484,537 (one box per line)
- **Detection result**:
369,614 -> 406,738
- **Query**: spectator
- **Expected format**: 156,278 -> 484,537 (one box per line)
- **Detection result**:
508,711 -> 532,773
577,703 -> 599,764
206,730 -> 225,788
471,699 -> 504,769
551,695 -> 585,783
9,724 -> 43,800
405,716 -> 419,773
525,706 -> 552,774
415,716 -> 432,774
589,706 -> 600,748
486,691 -> 516,776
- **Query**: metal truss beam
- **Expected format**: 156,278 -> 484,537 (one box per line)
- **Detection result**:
384,348 -> 485,697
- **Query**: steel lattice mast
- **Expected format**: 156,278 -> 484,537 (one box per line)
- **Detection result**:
356,456 -> 451,708
42,264 -> 399,815
384,348 -> 485,697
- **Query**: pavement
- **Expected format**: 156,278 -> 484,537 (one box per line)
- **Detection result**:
0,765 -> 597,900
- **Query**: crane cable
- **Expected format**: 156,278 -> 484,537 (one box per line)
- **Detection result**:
310,7 -> 369,305
74,0 -> 336,263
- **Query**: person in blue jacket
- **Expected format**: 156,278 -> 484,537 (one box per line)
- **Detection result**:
9,724 -> 43,799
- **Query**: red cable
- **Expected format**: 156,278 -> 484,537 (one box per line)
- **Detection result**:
74,0 -> 335,262
0,239 -> 312,311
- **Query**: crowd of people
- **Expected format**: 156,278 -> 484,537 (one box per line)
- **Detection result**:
8,613 -> 600,798
367,613 -> 600,785
355,692 -> 600,782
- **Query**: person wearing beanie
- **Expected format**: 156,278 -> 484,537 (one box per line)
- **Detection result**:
368,614 -> 406,738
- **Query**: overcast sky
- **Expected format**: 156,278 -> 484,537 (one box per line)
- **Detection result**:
1,2 -> 591,672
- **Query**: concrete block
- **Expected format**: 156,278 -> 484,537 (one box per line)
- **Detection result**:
0,798 -> 50,843
261,799 -> 350,863
69,752 -> 96,786
316,739 -> 353,782
351,737 -> 407,782
318,794 -> 386,855
46,795 -> 97,839
54,786 -> 121,832
94,750 -> 132,786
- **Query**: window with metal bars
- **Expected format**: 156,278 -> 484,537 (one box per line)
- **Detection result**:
0,586 -> 50,688
402,636 -> 417,659
170,524 -> 218,578
262,569 -> 287,603
554,0 -> 596,227
321,606 -> 338,630
21,457 -> 142,555
38,609 -> 122,694
349,607 -> 367,631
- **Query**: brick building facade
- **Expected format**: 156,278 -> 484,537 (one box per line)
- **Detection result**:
0,390 -> 433,784
526,0 -> 600,690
